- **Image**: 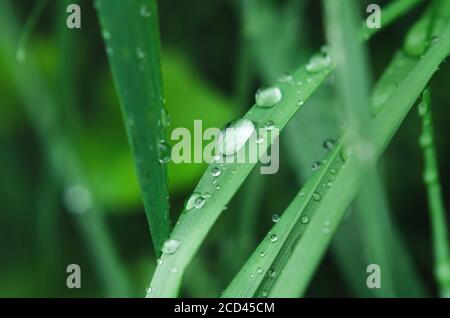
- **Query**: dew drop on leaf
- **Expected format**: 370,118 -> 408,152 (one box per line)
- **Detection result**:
161,239 -> 180,254
211,167 -> 221,177
301,215 -> 309,224
255,87 -> 282,107
157,140 -> 172,163
216,119 -> 256,156
306,52 -> 332,73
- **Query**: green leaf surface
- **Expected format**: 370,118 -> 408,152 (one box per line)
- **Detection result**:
95,0 -> 170,254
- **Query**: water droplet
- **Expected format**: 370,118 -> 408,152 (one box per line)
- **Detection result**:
194,196 -> 206,209
184,192 -> 205,211
157,258 -> 163,265
255,87 -> 282,107
272,214 -> 280,223
297,100 -> 304,106
211,167 -> 221,177
216,119 -> 256,156
170,267 -> 178,273
323,139 -> 335,150
259,251 -> 265,257
158,140 -> 172,163
202,192 -> 211,198
312,161 -> 321,171
312,192 -> 321,201
270,234 -> 278,242
298,191 -> 305,197
63,185 -> 92,214
325,180 -> 333,187
261,291 -> 268,298
278,72 -> 293,83
215,185 -> 221,190
306,52 -> 332,73
146,287 -> 153,294
264,120 -> 275,131
267,269 -> 276,278
330,168 -> 337,175
257,267 -> 263,274
102,30 -> 111,40
160,107 -> 171,128
301,215 -> 309,224
161,239 -> 180,254
140,5 -> 152,17
136,47 -> 146,59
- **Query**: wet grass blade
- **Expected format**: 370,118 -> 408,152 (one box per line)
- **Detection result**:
223,21 -> 450,298
147,0 -> 424,298
418,88 -> 450,297
95,0 -> 171,255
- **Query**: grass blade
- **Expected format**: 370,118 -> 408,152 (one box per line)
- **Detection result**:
95,0 -> 171,255
418,88 -> 450,297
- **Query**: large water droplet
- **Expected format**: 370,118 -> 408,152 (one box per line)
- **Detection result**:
215,119 -> 256,156
255,87 -> 282,108
306,52 -> 332,73
161,239 -> 180,254
158,140 -> 172,163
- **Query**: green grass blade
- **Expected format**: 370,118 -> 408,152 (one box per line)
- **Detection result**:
223,22 -> 450,298
418,88 -> 450,297
95,0 -> 171,255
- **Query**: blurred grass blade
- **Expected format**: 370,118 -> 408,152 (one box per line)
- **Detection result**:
324,0 -> 398,297
95,0 -> 171,255
0,1 -> 131,297
15,0 -> 50,63
418,88 -> 450,297
224,22 -> 450,298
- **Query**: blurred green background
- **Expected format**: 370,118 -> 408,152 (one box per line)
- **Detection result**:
0,0 -> 449,297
